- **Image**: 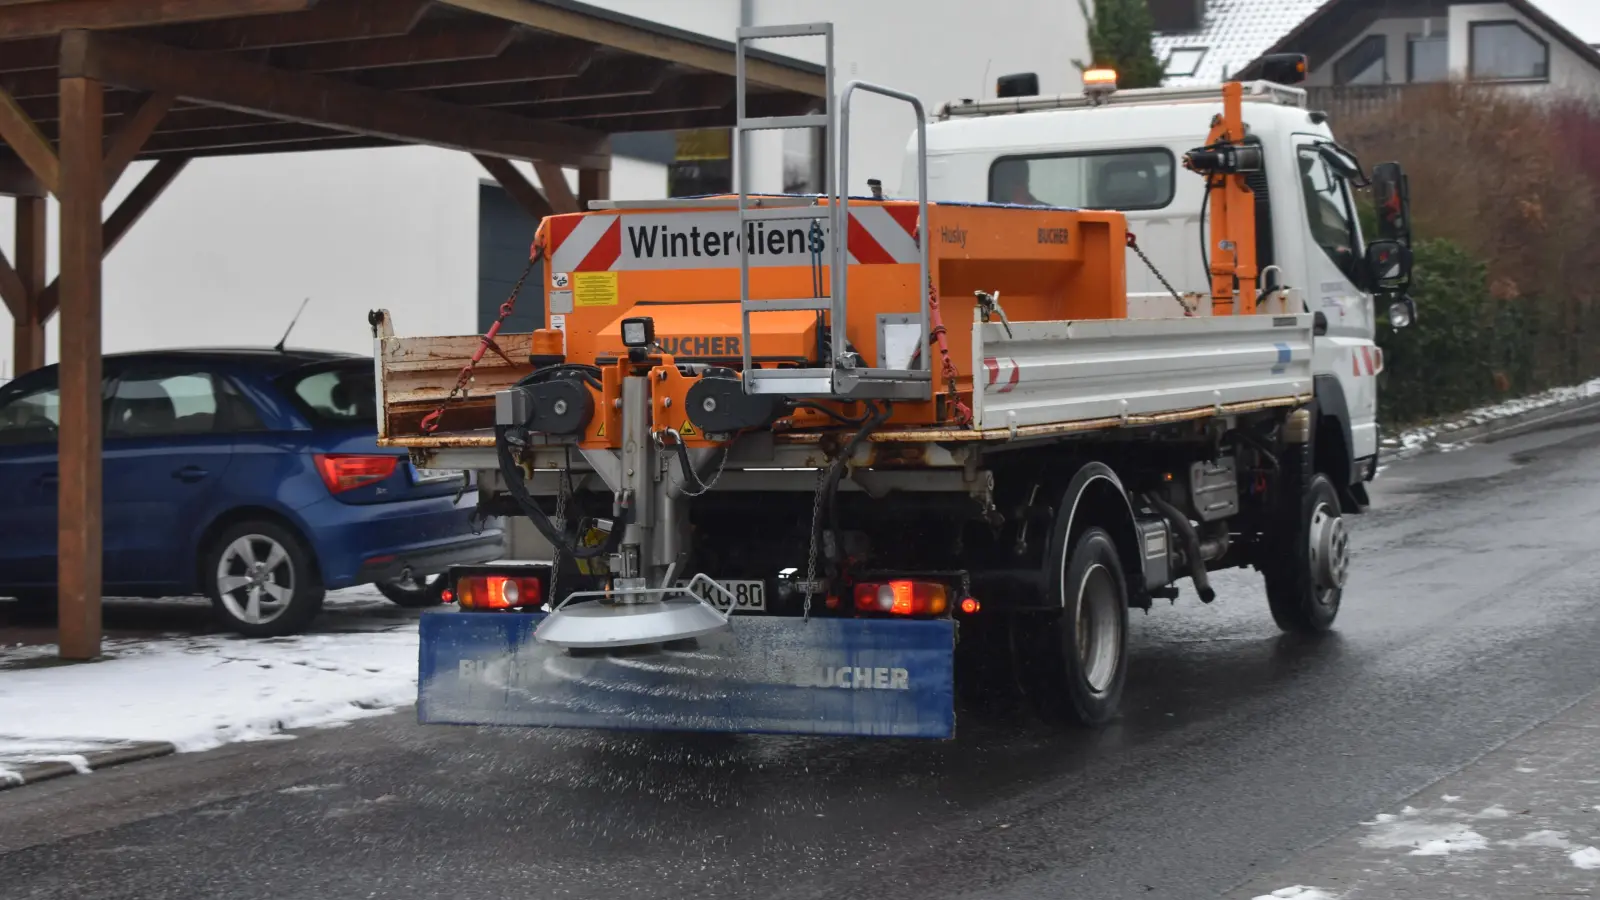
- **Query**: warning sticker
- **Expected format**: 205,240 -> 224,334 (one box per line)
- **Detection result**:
679,420 -> 698,437
596,420 -> 606,438
573,271 -> 619,307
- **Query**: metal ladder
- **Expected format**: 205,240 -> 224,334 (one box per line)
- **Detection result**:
733,24 -> 932,401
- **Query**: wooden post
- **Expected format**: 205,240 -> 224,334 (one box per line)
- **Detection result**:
57,75 -> 104,661
13,196 -> 46,375
578,167 -> 610,210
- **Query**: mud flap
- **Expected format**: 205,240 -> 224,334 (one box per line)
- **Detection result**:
417,611 -> 956,738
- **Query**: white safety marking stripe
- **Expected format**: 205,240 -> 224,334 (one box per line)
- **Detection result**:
850,205 -> 921,265
549,214 -> 618,274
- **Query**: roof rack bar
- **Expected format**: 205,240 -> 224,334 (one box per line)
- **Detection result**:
937,80 -> 1306,119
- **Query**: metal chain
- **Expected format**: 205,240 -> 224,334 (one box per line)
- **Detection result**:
677,442 -> 731,498
925,278 -> 973,425
545,456 -> 571,609
801,467 -> 827,621
1126,231 -> 1196,317
420,241 -> 546,434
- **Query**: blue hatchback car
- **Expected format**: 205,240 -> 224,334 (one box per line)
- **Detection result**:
0,348 -> 504,636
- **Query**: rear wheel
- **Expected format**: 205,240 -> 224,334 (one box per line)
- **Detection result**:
1031,526 -> 1130,725
204,520 -> 324,637
1264,473 -> 1347,634
375,574 -> 448,608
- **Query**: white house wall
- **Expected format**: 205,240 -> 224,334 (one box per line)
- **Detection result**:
1303,16 -> 1442,87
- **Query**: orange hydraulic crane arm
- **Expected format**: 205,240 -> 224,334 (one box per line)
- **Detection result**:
1184,82 -> 1259,316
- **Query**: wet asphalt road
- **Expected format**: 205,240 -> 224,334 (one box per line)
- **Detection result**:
5,414 -> 1600,900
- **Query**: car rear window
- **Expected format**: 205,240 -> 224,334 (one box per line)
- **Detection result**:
281,363 -> 377,428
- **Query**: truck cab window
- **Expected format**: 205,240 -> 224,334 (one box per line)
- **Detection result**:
1297,146 -> 1363,286
989,149 -> 1175,210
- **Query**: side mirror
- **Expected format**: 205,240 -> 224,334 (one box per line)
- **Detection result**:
1365,239 -> 1412,293
1371,162 -> 1411,246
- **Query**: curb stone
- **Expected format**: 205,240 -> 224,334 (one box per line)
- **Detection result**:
0,741 -> 177,791
1381,392 -> 1600,465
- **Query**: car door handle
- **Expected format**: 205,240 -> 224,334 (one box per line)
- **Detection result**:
172,465 -> 209,483
35,472 -> 57,487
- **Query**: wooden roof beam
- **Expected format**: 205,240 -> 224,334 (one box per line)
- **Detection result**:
439,0 -> 826,96
271,17 -> 519,72
0,152 -> 45,196
0,82 -> 58,193
156,0 -> 434,52
61,28 -> 610,168
420,58 -> 668,107
0,0 -> 316,41
348,38 -> 594,91
38,155 -> 189,318
474,154 -> 552,220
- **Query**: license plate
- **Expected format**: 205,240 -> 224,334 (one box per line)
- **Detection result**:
411,465 -> 462,485
677,578 -> 766,612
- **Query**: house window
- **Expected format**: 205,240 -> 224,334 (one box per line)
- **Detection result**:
1334,34 -> 1387,85
1164,47 -> 1207,78
1470,20 -> 1549,81
1408,34 -> 1448,82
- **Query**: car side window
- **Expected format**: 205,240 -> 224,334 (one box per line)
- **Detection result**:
1297,146 -> 1364,286
107,369 -> 222,438
0,373 -> 61,446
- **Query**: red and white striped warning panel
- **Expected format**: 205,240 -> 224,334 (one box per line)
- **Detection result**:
982,357 -> 1021,394
546,206 -> 921,276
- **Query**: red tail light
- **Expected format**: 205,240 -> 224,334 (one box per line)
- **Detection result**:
314,454 -> 399,494
456,574 -> 544,610
853,580 -> 949,616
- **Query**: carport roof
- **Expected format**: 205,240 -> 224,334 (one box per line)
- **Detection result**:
0,0 -> 827,192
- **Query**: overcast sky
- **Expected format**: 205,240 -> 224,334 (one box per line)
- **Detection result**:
1530,0 -> 1600,42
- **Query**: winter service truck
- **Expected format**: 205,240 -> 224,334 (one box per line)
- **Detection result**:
370,25 -> 1416,738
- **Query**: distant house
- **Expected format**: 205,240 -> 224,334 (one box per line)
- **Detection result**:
1153,1 -> 1600,111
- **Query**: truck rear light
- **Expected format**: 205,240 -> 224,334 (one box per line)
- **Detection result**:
313,454 -> 399,494
853,580 -> 948,616
456,574 -> 543,610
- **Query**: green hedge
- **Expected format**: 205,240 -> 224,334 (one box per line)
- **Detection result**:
1375,238 -> 1541,427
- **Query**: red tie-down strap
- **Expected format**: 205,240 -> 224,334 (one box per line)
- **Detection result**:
419,236 -> 548,435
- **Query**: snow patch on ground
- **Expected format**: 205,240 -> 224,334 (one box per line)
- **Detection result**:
1501,830 -> 1576,850
1361,807 -> 1491,857
1381,377 -> 1600,462
0,589 -> 419,761
1441,794 -> 1462,803
1252,887 -> 1338,900
1572,847 -> 1600,870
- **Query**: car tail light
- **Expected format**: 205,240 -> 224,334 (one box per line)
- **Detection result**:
853,580 -> 948,616
455,574 -> 544,610
314,454 -> 399,494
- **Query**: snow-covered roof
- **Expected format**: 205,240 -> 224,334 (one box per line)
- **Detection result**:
1152,0 -> 1330,86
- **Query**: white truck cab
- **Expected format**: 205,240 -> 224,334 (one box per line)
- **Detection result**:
903,77 -> 1406,507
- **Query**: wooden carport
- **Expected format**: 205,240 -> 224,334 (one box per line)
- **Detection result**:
0,0 -> 826,659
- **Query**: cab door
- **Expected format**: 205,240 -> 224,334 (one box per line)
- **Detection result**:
1291,135 -> 1378,466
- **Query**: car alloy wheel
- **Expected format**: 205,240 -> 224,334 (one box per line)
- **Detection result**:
215,533 -> 296,625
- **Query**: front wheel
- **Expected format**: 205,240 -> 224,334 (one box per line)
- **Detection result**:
1032,526 -> 1131,725
1264,473 -> 1348,634
204,521 -> 325,637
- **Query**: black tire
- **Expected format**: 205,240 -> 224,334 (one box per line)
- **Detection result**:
203,520 -> 325,637
1264,473 -> 1347,634
1034,526 -> 1131,725
375,574 -> 448,608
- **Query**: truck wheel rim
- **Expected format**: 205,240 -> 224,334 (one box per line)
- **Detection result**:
1074,563 -> 1122,694
1308,503 -> 1349,600
216,535 -> 295,625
